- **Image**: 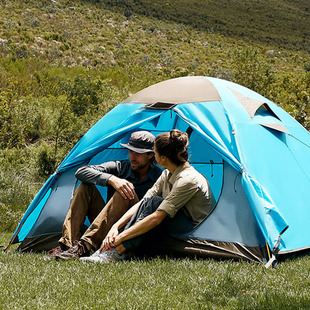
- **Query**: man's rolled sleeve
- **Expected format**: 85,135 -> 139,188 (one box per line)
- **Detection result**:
157,179 -> 198,218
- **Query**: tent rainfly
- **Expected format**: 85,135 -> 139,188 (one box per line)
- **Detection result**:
6,76 -> 310,266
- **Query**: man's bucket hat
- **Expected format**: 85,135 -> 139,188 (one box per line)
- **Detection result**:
120,131 -> 155,153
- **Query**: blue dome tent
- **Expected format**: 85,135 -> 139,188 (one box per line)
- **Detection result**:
6,76 -> 310,264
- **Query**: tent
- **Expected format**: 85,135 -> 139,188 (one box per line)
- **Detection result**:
6,76 -> 310,264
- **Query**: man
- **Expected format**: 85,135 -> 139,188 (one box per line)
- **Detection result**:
46,131 -> 162,259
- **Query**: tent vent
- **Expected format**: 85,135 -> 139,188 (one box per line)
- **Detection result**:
231,89 -> 281,120
255,104 -> 281,121
143,102 -> 177,110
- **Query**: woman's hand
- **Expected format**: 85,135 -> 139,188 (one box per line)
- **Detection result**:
100,226 -> 119,252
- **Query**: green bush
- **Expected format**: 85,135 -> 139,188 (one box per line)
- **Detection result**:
24,16 -> 40,28
36,143 -> 57,177
271,72 -> 310,130
0,95 -> 44,148
66,75 -> 104,116
232,47 -> 277,96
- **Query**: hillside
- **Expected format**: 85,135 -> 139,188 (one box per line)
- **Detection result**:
0,0 -> 309,231
98,0 -> 310,50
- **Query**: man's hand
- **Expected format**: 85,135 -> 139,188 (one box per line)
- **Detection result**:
100,225 -> 119,252
108,175 -> 135,200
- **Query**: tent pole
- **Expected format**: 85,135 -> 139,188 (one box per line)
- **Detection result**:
3,223 -> 23,253
266,240 -> 271,261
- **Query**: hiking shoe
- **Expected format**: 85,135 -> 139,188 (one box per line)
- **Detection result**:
80,249 -> 126,264
42,244 -> 68,260
79,250 -> 102,263
55,241 -> 89,260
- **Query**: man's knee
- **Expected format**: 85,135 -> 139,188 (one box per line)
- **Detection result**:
112,191 -> 139,207
73,183 -> 102,203
75,183 -> 95,194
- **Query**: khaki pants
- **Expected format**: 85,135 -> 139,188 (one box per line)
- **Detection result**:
59,183 -> 138,250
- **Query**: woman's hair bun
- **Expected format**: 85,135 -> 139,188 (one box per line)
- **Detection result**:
170,129 -> 188,148
155,129 -> 189,166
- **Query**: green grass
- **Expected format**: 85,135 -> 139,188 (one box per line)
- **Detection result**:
1,233 -> 310,309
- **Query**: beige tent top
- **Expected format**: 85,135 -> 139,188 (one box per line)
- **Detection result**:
122,76 -> 221,105
122,76 -> 289,133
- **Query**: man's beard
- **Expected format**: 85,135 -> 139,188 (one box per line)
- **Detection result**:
130,160 -> 148,171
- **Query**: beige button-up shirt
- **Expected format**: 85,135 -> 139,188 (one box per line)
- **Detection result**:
143,162 -> 215,225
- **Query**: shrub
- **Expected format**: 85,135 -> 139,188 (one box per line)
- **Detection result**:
66,75 -> 104,116
15,44 -> 30,58
47,46 -> 62,62
5,19 -> 19,29
232,47 -> 277,96
36,143 -> 57,177
24,16 -> 40,28
0,96 -> 44,148
271,72 -> 310,130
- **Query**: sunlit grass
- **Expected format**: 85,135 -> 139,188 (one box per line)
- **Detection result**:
1,233 -> 310,309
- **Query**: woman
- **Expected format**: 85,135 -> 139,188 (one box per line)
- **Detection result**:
81,129 -> 215,263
